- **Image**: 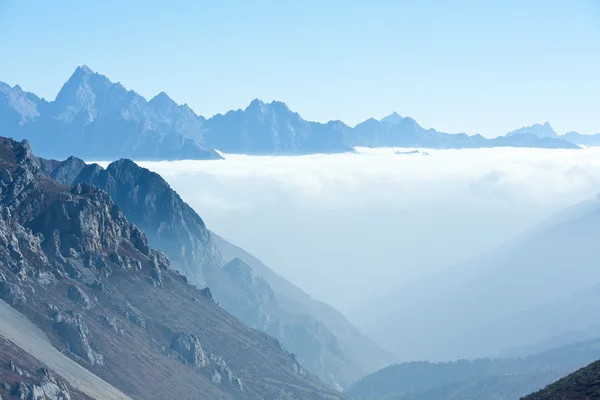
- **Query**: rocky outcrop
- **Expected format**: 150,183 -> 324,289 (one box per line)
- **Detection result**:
0,273 -> 27,305
45,156 -> 380,388
116,302 -> 146,329
171,333 -> 208,368
2,361 -> 72,400
17,368 -> 72,400
67,285 -> 90,309
0,137 -> 346,399
73,158 -> 223,288
36,156 -> 86,186
53,311 -> 103,366
208,354 -> 243,391
2,66 -> 222,161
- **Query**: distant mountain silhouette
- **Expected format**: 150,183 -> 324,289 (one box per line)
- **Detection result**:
348,338 -> 600,400
507,122 -> 557,138
357,195 -> 600,361
204,104 -> 579,153
380,112 -> 404,125
522,358 -> 600,400
507,122 -> 600,146
561,131 -> 600,146
0,66 -> 585,160
0,66 -> 219,160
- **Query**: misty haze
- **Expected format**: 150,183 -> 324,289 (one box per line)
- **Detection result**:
2,1 -> 600,399
122,146 -> 600,317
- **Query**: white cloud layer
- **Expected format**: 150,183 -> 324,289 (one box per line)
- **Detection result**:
103,147 -> 600,317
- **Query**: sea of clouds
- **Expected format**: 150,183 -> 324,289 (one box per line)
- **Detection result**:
104,147 -> 600,318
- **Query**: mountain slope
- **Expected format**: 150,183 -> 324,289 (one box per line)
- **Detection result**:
505,122 -> 600,146
202,99 -> 354,154
560,131 -> 600,146
358,196 -> 600,361
0,136 -> 344,399
506,122 -> 557,138
36,153 -> 388,388
347,338 -> 600,400
210,231 -> 397,385
1,66 -> 221,161
0,299 -> 126,400
522,359 -> 600,400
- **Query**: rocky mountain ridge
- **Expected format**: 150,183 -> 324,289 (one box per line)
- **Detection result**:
0,136 -> 344,399
347,337 -> 600,400
33,151 -> 394,389
522,359 -> 600,400
0,66 -> 583,160
358,193 -> 600,362
0,67 -> 220,161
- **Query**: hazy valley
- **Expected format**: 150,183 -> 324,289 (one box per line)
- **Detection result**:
1,2 -> 600,397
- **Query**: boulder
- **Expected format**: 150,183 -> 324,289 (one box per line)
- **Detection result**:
171,333 -> 207,368
67,285 -> 91,309
53,311 -> 103,365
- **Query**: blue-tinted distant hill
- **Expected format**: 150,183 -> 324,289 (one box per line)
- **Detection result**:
347,338 -> 600,400
0,66 -> 220,160
507,121 -> 600,146
0,66 -> 584,159
204,105 -> 579,153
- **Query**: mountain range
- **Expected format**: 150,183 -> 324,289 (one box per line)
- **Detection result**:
0,66 -> 589,161
346,337 -> 600,400
0,136 -> 345,399
522,358 -> 600,400
507,121 -> 600,146
354,194 -> 600,362
31,150 -> 395,389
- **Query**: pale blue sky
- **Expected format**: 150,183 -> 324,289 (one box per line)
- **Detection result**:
1,0 -> 599,137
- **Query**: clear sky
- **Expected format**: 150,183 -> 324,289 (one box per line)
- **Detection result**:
1,0 -> 599,137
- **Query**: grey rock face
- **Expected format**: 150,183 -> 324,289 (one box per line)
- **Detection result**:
67,285 -> 91,309
8,360 -> 27,377
289,353 -> 306,376
211,369 -> 222,384
117,302 -> 146,329
48,156 -> 87,186
73,158 -> 223,288
53,311 -> 103,366
208,354 -> 243,391
100,314 -> 122,335
171,333 -> 207,368
0,136 -> 344,399
0,275 -> 27,305
32,368 -> 71,400
4,363 -> 71,400
200,287 -> 214,302
68,159 -> 367,387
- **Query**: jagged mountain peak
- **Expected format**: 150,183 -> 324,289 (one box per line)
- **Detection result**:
245,98 -> 292,114
507,121 -> 557,138
380,111 -> 403,125
52,65 -> 123,120
149,91 -> 178,109
247,98 -> 265,109
105,158 -> 170,187
76,64 -> 94,75
0,137 -> 34,166
1,135 -> 342,400
60,64 -> 105,90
